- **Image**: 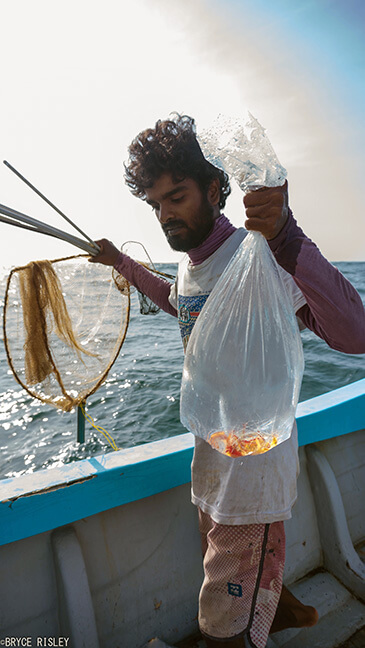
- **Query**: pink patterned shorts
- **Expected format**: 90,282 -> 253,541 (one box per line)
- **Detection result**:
198,509 -> 285,648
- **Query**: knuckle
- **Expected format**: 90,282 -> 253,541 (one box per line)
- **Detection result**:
272,192 -> 284,206
245,207 -> 255,218
268,206 -> 280,218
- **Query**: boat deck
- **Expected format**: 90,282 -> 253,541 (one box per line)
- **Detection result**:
150,624 -> 365,648
147,565 -> 365,648
338,626 -> 365,648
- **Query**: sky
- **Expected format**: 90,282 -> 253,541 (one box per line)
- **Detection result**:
0,0 -> 364,271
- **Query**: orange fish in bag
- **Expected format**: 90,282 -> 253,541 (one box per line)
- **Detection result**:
180,113 -> 304,457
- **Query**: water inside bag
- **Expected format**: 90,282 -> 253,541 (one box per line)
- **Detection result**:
180,231 -> 305,457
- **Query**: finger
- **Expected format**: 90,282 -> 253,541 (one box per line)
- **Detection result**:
88,239 -> 105,262
245,218 -> 282,240
245,217 -> 272,237
245,205 -> 271,219
88,251 -> 99,262
243,180 -> 287,205
93,238 -> 109,249
245,203 -> 284,222
244,188 -> 285,209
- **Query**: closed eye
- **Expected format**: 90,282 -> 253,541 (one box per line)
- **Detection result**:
149,203 -> 160,212
171,195 -> 185,204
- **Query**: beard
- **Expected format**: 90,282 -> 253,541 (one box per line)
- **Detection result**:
163,196 -> 215,252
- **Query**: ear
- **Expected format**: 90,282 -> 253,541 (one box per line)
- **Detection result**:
207,178 -> 220,206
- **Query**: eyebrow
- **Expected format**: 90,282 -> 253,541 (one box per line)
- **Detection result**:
146,185 -> 188,205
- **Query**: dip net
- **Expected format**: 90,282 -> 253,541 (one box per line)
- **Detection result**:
3,255 -> 130,412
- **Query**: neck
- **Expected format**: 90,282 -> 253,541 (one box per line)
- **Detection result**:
188,213 -> 237,265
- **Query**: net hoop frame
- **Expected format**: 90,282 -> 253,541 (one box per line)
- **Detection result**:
3,254 -> 131,411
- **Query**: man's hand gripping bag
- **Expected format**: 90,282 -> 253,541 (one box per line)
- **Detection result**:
180,230 -> 304,457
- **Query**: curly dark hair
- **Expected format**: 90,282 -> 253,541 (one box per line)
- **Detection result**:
124,114 -> 231,209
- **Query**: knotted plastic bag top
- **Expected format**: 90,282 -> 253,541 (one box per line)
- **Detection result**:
198,112 -> 287,192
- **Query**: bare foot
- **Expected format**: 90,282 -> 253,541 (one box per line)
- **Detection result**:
270,585 -> 319,634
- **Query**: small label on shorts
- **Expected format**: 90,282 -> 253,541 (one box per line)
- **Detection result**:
227,582 -> 242,597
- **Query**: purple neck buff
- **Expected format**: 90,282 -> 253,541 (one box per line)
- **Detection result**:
188,213 -> 237,265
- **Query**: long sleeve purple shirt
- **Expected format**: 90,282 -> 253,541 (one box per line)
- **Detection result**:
113,212 -> 365,355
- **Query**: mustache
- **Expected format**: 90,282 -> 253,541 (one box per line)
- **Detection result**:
162,220 -> 187,234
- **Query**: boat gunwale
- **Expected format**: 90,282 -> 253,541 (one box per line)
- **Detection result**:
0,378 -> 364,547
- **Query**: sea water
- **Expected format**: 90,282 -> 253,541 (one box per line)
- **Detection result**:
0,261 -> 364,480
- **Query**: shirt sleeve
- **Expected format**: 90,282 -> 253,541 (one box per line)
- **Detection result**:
113,253 -> 178,317
277,264 -> 307,314
268,210 -> 365,354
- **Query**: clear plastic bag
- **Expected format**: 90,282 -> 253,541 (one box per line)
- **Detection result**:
180,112 -> 303,457
198,112 -> 287,192
180,231 -> 304,457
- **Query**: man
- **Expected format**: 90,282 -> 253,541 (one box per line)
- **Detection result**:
90,114 -> 365,648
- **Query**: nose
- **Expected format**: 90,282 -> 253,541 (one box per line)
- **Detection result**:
157,204 -> 173,225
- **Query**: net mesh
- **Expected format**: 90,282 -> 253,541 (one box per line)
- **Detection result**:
3,254 -> 130,412
118,241 -> 175,316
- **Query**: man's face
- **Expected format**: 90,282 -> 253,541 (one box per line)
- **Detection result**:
145,173 -> 215,252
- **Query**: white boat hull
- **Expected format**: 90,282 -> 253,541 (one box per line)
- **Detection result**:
0,380 -> 364,647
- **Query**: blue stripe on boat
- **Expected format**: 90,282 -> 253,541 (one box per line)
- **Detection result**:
0,378 -> 363,546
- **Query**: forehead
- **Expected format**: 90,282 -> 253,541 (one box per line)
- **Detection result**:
145,173 -> 199,202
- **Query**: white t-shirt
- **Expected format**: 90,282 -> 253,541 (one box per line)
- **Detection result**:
169,228 -> 307,525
